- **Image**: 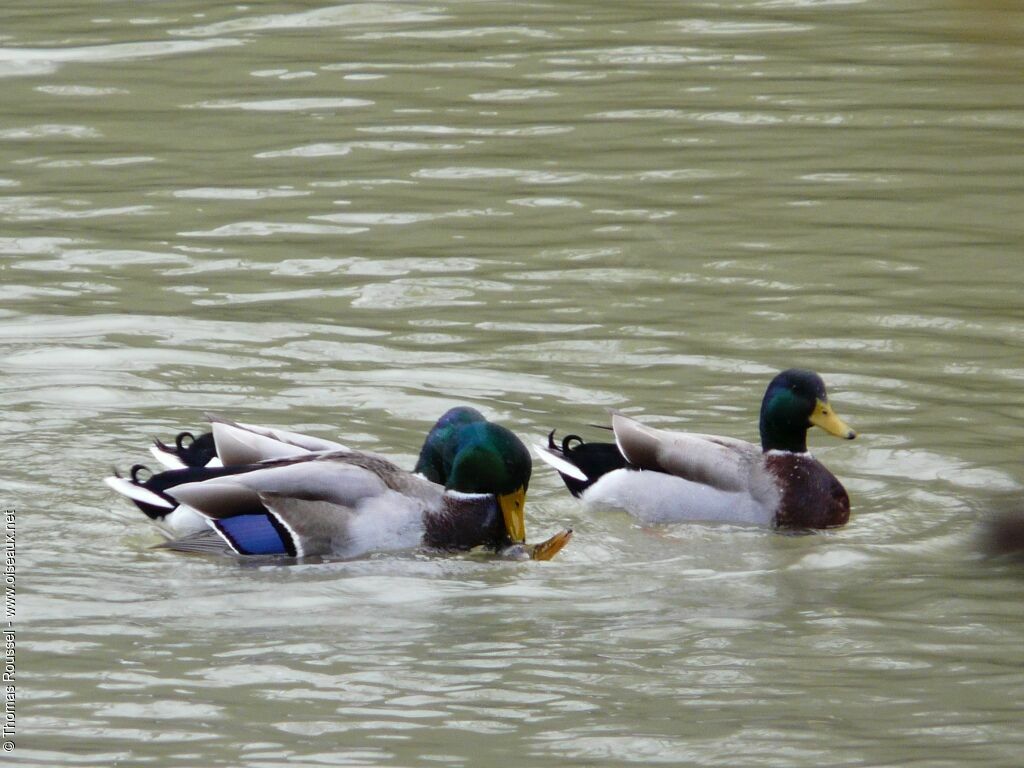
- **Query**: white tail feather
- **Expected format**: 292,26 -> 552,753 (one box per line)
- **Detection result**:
149,445 -> 187,470
104,476 -> 175,509
533,443 -> 589,482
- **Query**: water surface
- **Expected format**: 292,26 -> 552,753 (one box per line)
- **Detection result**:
4,1 -> 1024,765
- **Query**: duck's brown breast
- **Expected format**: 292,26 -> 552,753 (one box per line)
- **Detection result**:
423,493 -> 506,550
764,452 -> 850,529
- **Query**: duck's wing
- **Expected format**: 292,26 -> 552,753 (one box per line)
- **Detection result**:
167,454 -> 394,517
155,498 -> 358,558
611,413 -> 760,493
156,529 -> 235,555
166,452 -> 437,557
205,414 -> 348,465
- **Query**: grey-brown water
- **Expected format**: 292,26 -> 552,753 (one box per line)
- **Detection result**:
4,1 -> 1024,765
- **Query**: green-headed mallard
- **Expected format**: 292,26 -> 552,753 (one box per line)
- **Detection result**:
106,407 -> 571,560
537,369 -> 856,529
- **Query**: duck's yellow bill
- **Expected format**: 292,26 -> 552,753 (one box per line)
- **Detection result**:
810,399 -> 857,440
498,486 -> 527,544
529,529 -> 573,561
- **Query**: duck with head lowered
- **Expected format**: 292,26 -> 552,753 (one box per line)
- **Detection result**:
106,406 -> 571,560
536,369 -> 856,529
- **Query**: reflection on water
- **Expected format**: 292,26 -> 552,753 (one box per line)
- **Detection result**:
4,0 -> 1024,765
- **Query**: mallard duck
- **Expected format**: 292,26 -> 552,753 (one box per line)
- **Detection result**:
536,369 -> 856,529
106,407 -> 571,560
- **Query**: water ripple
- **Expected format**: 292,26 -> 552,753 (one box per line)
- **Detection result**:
180,222 -> 369,238
256,140 -> 462,158
0,197 -> 153,221
172,4 -> 446,37
0,124 -> 101,139
193,97 -> 373,112
0,38 -> 242,78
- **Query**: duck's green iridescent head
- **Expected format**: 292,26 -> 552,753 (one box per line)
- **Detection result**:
415,407 -> 532,543
758,369 -> 856,453
414,406 -> 487,484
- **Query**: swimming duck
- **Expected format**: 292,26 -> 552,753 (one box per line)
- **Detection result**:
536,369 -> 856,529
106,407 -> 571,560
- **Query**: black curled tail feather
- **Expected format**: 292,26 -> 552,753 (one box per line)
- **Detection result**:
546,429 -> 628,498
154,430 -> 217,467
